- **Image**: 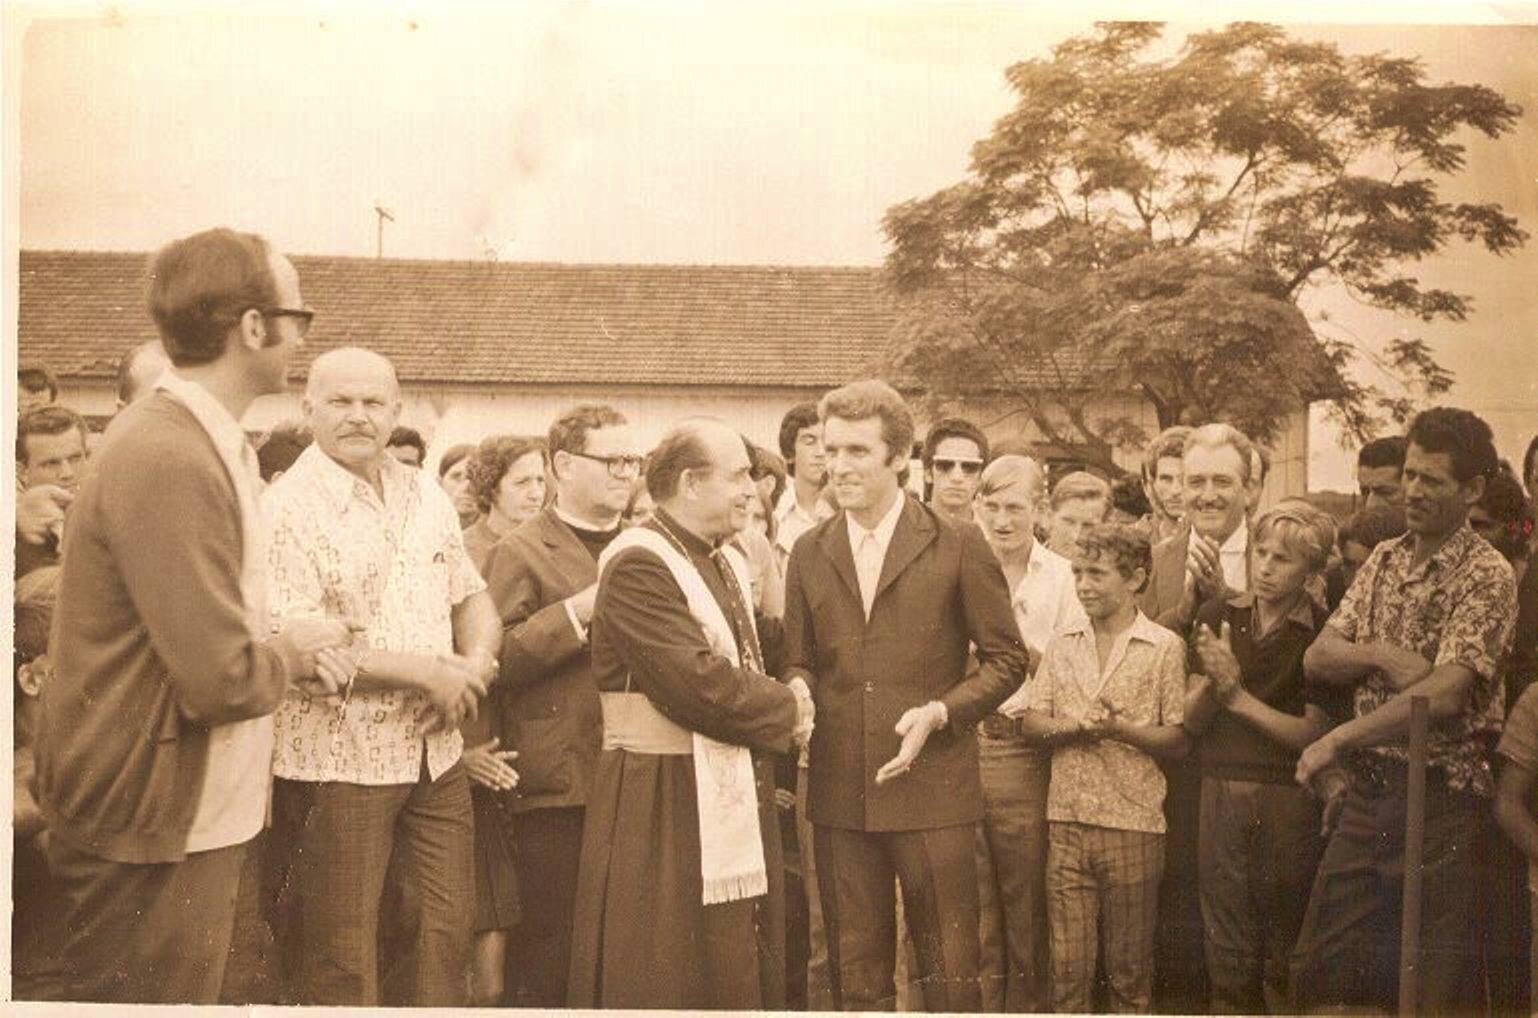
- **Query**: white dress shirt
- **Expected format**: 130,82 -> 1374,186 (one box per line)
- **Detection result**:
845,491 -> 906,619
996,541 -> 1089,717
775,484 -> 834,567
1219,523 -> 1249,593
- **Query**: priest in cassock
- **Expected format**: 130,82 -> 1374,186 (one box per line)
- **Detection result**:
567,418 -> 815,1010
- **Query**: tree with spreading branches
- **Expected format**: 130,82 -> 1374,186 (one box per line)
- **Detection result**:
882,21 -> 1525,473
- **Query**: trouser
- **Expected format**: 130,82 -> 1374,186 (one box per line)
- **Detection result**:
794,763 -> 835,1009
1047,821 -> 1164,1014
814,822 -> 982,1012
975,730 -> 1052,1013
220,827 -> 281,1004
506,804 -> 586,1007
271,761 -> 475,1007
46,833 -> 247,1003
1153,757 -> 1207,1011
1289,771 -> 1481,1014
1197,776 -> 1322,1014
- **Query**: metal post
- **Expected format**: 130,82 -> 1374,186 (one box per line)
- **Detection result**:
1399,695 -> 1430,1016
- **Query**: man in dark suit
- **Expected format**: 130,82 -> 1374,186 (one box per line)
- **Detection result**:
782,379 -> 1026,1012
479,403 -> 642,1006
1140,422 -> 1260,635
1138,421 -> 1259,1012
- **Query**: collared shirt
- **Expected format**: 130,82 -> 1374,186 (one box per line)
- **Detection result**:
1330,524 -> 1517,797
1218,522 -> 1249,593
997,542 -> 1087,716
1192,592 -> 1345,783
265,444 -> 485,785
1024,611 -> 1186,833
155,370 -> 274,852
774,485 -> 834,567
846,492 -> 906,618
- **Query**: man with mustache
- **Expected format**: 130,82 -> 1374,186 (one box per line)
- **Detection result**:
1293,407 -> 1516,1013
1139,422 -> 1260,1010
263,346 -> 501,1006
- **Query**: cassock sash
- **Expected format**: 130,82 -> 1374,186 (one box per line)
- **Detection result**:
598,526 -> 768,906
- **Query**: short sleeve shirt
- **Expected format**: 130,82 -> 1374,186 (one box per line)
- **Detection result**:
1024,612 -> 1187,833
1497,683 -> 1538,889
265,445 -> 485,785
1329,524 -> 1517,797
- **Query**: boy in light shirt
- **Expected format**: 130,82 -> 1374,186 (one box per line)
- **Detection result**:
1020,522 -> 1189,1012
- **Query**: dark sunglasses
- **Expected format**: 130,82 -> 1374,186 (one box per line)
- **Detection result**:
933,458 -> 984,476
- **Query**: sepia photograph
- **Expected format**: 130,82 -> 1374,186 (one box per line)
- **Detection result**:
5,1 -> 1537,1011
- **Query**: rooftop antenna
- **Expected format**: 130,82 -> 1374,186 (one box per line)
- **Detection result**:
373,202 -> 395,259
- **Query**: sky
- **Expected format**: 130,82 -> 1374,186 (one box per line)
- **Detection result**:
8,1 -> 1537,490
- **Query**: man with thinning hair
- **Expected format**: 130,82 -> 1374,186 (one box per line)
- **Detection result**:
115,339 -> 171,410
568,417 -> 812,1008
784,379 -> 1025,1011
35,227 -> 350,1003
264,346 -> 501,1006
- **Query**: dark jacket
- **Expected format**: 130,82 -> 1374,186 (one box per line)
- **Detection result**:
36,394 -> 294,864
782,496 -> 1025,832
481,507 -> 606,813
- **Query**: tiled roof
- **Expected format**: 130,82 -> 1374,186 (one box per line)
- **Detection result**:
16,250 -> 1340,401
17,250 -> 898,387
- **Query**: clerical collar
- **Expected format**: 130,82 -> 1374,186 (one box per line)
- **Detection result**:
652,507 -> 716,557
554,504 -> 620,535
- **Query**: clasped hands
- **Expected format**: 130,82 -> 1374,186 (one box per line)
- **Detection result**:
279,618 -> 493,735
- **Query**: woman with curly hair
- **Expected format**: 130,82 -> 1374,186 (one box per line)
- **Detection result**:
462,435 -> 548,572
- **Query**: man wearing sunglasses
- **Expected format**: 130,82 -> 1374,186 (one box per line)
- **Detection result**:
481,403 -> 642,1006
922,417 -> 990,528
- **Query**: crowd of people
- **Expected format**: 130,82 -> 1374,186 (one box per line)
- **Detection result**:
11,225 -> 1538,1014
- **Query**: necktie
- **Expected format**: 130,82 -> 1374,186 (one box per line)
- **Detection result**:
856,531 -> 882,619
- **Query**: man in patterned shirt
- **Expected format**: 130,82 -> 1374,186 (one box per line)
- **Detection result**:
264,347 -> 502,1006
1294,406 -> 1518,1013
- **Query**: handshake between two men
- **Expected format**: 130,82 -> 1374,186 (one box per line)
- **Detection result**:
267,616 -> 498,736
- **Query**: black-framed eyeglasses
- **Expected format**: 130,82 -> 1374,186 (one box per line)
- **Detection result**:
259,306 -> 315,339
567,450 -> 645,478
933,458 -> 984,476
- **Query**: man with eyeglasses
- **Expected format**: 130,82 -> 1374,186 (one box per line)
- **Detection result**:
34,228 -> 351,1003
922,417 -> 990,528
481,403 -> 642,1006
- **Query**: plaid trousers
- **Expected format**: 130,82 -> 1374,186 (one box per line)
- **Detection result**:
1047,821 -> 1164,1013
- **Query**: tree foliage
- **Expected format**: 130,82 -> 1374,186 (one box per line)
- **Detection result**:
882,22 -> 1525,472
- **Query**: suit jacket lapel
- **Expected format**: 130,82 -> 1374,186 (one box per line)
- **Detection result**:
540,508 -> 598,592
818,511 -> 862,607
872,498 -> 936,609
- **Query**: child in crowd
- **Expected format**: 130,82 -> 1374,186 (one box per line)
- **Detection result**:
1181,503 -> 1348,1012
1021,522 -> 1189,1012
